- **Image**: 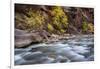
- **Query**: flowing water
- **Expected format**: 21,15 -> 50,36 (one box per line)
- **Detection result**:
15,35 -> 94,65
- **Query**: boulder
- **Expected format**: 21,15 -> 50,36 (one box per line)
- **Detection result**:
15,29 -> 43,48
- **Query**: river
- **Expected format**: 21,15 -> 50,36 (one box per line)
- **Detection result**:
15,35 -> 94,65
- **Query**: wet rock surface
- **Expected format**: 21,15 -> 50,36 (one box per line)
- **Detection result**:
15,35 -> 94,65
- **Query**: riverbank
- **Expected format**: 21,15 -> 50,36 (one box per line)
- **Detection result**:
15,29 -> 93,48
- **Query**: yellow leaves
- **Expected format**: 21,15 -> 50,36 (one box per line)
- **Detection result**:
88,23 -> 94,33
51,6 -> 68,33
60,29 -> 66,33
15,6 -> 69,33
25,9 -> 45,30
47,23 -> 54,32
82,22 -> 88,32
52,6 -> 64,16
82,22 -> 94,33
52,6 -> 68,24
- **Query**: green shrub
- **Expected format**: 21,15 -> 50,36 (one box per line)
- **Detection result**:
51,6 -> 68,33
15,8 -> 45,31
26,9 -> 45,30
47,23 -> 54,32
88,23 -> 94,33
15,6 -> 69,34
82,22 -> 88,32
